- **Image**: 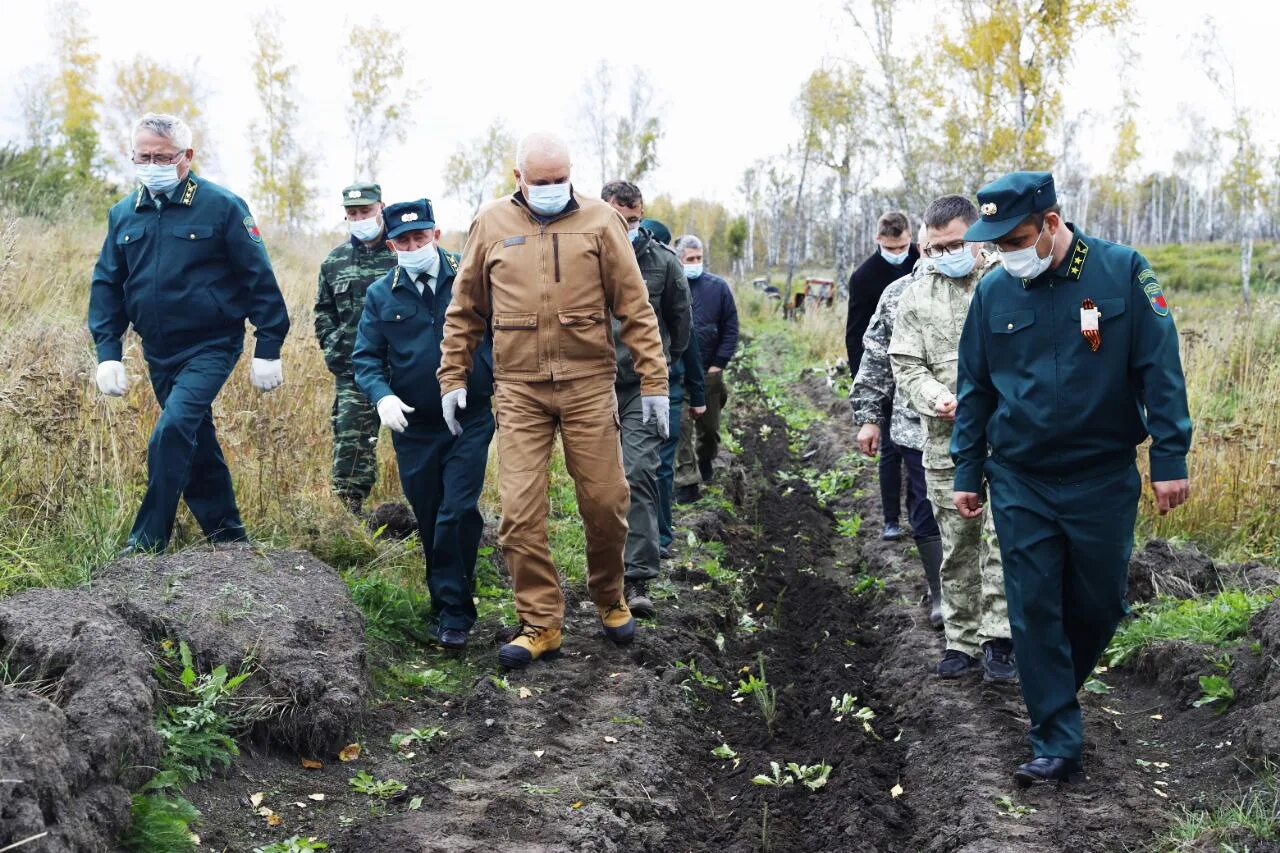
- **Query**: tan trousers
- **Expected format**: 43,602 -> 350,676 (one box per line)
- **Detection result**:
495,377 -> 629,628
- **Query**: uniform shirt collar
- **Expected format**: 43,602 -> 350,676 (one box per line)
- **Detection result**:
136,173 -> 198,210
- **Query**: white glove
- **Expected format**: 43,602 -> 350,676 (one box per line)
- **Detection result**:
642,395 -> 670,439
250,358 -> 284,392
442,388 -> 468,437
96,360 -> 129,397
376,395 -> 415,433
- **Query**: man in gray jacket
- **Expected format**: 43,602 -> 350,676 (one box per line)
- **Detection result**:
602,181 -> 692,619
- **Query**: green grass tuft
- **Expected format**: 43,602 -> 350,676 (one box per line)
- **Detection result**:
1106,589 -> 1275,667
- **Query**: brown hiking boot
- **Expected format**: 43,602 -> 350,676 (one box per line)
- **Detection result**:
498,624 -> 562,669
597,598 -> 636,645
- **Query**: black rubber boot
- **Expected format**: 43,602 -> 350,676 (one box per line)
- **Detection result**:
917,536 -> 944,629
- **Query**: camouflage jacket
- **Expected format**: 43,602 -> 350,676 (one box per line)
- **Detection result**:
889,255 -> 996,470
849,266 -> 925,451
314,236 -> 398,375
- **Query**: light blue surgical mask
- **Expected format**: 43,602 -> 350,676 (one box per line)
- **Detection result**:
683,262 -> 704,280
880,245 -> 910,266
628,227 -> 641,243
136,163 -> 180,196
525,182 -> 571,216
348,215 -> 383,242
934,247 -> 977,278
397,242 -> 439,278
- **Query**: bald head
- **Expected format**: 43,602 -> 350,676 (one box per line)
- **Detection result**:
515,132 -> 571,188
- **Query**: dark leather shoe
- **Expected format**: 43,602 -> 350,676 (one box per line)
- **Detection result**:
698,459 -> 714,482
881,523 -> 905,541
675,484 -> 701,505
625,582 -> 656,620
937,649 -> 979,679
982,639 -> 1018,683
1014,757 -> 1084,787
437,628 -> 468,650
659,545 -> 673,559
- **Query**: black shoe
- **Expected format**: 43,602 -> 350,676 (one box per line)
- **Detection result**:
625,581 -> 656,620
982,639 -> 1018,683
881,523 -> 905,541
936,649 -> 979,679
1013,757 -> 1084,788
659,545 -> 673,559
698,459 -> 714,483
437,628 -> 468,650
339,494 -> 364,516
675,484 -> 701,505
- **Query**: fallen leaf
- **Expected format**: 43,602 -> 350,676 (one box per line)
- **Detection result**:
890,783 -> 904,799
307,793 -> 325,802
518,687 -> 533,700
293,802 -> 306,808
265,813 -> 283,827
603,736 -> 619,744
301,758 -> 323,770
409,796 -> 424,811
249,792 -> 265,808
755,602 -> 765,612
1101,706 -> 1122,715
338,743 -> 362,762
1152,787 -> 1168,799
571,801 -> 584,809
1150,714 -> 1164,720
609,673 -> 622,679
190,833 -> 200,845
533,749 -> 545,758
256,806 -> 274,817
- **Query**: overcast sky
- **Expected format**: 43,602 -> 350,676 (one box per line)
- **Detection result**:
0,0 -> 1272,231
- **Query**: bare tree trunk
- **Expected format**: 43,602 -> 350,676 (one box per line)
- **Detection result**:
1240,234 -> 1253,309
785,138 -> 815,296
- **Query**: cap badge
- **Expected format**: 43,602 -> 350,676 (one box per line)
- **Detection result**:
346,189 -> 362,199
981,202 -> 998,216
401,212 -> 419,222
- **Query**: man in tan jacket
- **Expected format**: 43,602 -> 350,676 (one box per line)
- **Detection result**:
437,132 -> 669,669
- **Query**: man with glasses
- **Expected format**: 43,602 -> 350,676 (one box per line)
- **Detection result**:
951,171 -> 1192,786
315,182 -> 397,516
846,211 -> 919,541
889,195 -> 1014,684
89,112 -> 290,554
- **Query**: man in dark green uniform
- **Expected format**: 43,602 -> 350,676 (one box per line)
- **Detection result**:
353,199 -> 495,650
315,182 -> 398,515
951,171 -> 1192,786
600,182 -> 691,619
90,113 -> 290,554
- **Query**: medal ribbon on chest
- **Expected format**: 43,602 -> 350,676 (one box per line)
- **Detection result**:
1080,298 -> 1101,352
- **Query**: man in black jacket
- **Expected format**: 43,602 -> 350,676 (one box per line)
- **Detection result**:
845,211 -> 918,541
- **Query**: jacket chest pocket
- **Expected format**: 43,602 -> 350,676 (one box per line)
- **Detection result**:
492,312 -> 540,373
170,224 -> 217,259
1095,297 -> 1126,326
557,308 -> 609,366
380,301 -> 431,350
988,309 -> 1038,366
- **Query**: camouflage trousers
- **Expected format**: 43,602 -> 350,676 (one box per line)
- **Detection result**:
925,468 -> 1010,657
331,373 -> 380,500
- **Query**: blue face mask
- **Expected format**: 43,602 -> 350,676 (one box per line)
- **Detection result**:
683,262 -> 704,280
934,247 -> 976,278
880,245 -> 910,266
136,163 -> 181,196
525,182 -> 571,215
397,241 -> 439,278
628,227 -> 641,243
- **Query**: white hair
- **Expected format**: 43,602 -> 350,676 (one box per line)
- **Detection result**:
132,112 -> 192,150
516,132 -> 570,172
674,234 -> 704,254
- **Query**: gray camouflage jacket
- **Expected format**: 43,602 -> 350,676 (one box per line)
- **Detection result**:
849,265 -> 925,451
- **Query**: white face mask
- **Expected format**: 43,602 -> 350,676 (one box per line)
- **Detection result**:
348,215 -> 382,242
525,181 -> 571,215
397,241 -> 439,278
136,163 -> 181,195
998,222 -> 1053,280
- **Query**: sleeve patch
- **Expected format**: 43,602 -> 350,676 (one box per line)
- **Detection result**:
243,215 -> 263,243
1139,269 -> 1168,316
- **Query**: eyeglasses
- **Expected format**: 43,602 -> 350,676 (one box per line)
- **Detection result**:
132,151 -> 186,165
923,241 -> 968,259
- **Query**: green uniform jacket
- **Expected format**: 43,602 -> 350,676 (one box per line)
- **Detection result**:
613,227 -> 692,388
89,173 -> 289,362
951,226 -> 1192,492
314,234 -> 398,375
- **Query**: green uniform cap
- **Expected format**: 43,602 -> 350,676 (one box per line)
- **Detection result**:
342,182 -> 382,207
640,218 -> 672,246
965,171 -> 1056,242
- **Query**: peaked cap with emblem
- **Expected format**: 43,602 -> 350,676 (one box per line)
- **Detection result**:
384,198 -> 436,238
965,171 -> 1057,242
341,182 -> 382,207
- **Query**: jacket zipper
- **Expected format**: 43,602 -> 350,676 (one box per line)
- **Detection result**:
552,233 -> 561,283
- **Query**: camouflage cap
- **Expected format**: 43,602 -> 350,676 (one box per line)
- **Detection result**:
342,182 -> 382,207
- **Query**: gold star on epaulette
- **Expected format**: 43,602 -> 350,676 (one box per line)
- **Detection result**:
180,178 -> 198,206
447,254 -> 458,272
1067,239 -> 1089,281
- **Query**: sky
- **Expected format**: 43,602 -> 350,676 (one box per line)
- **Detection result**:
0,0 -> 1274,231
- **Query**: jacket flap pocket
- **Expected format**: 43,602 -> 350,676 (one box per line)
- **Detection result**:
494,312 -> 538,330
558,309 -> 603,327
116,228 -> 144,245
171,225 -> 215,240
380,302 -> 419,322
990,310 -> 1035,335
1095,297 -> 1126,321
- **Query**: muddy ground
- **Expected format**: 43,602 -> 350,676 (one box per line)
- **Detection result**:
5,353 -> 1279,852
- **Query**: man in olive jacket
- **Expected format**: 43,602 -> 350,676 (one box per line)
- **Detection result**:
437,132 -> 669,669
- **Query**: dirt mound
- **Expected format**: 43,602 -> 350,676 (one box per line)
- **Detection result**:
1126,539 -> 1220,603
0,588 -> 161,852
366,501 -> 418,540
94,546 -> 367,756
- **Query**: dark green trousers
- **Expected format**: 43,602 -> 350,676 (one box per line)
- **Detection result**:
985,458 -> 1140,760
619,384 -> 663,583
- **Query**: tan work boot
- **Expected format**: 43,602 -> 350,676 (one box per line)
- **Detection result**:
498,624 -> 562,669
597,599 -> 636,645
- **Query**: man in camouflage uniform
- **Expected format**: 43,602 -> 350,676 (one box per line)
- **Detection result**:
849,249 -> 943,628
315,182 -> 398,514
890,194 -> 1015,683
